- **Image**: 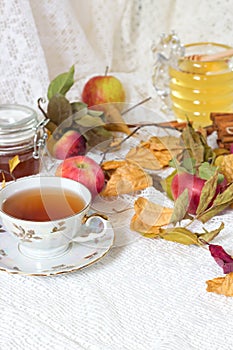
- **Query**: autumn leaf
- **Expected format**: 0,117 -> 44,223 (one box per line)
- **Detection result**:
9,155 -> 20,174
102,104 -> 131,135
197,183 -> 233,223
1,172 -> 6,188
101,160 -> 152,196
208,243 -> 233,274
206,272 -> 233,296
130,197 -> 173,237
196,171 -> 218,216
159,227 -> 199,245
197,223 -> 224,245
126,136 -> 182,170
170,188 -> 189,224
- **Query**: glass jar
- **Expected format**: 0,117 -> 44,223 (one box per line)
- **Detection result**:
0,104 -> 48,181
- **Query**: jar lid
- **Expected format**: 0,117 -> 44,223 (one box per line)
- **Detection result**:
0,104 -> 39,145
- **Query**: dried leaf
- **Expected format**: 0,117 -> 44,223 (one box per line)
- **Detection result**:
208,243 -> 233,274
159,227 -> 199,245
170,188 -> 189,224
206,272 -> 233,296
1,172 -> 6,188
75,114 -> 104,127
161,170 -> 177,200
198,183 -> 233,223
103,105 -> 131,135
197,222 -> 224,245
196,171 -> 218,216
84,127 -> 112,148
181,122 -> 204,164
130,197 -> 173,236
47,65 -> 75,100
126,136 -> 182,170
47,94 -> 72,128
101,160 -> 152,196
9,155 -> 20,173
218,154 -> 233,183
181,121 -> 214,166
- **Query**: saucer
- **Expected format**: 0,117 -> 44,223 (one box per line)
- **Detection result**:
0,221 -> 114,276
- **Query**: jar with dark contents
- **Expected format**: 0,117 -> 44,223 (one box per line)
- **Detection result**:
0,104 -> 48,181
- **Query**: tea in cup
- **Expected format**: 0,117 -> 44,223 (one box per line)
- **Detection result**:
0,176 -> 108,258
153,36 -> 233,127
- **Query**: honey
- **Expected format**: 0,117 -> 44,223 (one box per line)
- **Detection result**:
0,104 -> 47,181
169,43 -> 233,127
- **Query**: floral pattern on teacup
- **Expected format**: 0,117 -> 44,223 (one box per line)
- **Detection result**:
50,221 -> 67,233
0,225 -> 6,234
12,221 -> 67,243
12,223 -> 42,242
0,249 -> 7,258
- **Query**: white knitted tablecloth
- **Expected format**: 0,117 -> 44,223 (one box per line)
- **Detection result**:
1,1 -> 233,349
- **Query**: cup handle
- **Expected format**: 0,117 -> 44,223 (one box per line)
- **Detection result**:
72,213 -> 109,243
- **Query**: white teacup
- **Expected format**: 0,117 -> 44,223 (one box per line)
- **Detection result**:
0,176 -> 108,259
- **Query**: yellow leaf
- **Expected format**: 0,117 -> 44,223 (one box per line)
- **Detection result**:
8,155 -> 20,174
1,172 -> 6,188
126,136 -> 182,170
130,197 -> 173,236
101,160 -> 152,196
103,104 -> 131,135
206,272 -> 233,296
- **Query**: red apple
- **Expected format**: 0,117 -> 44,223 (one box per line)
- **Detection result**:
55,155 -> 105,198
52,130 -> 86,160
81,73 -> 126,108
171,172 -> 227,215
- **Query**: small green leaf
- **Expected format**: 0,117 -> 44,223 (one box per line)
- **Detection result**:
159,227 -> 199,245
84,127 -> 112,148
75,115 -> 105,128
47,65 -> 75,100
161,170 -> 177,200
170,188 -> 189,224
181,157 -> 196,174
197,222 -> 224,245
196,171 -> 218,216
198,162 -> 224,183
71,102 -> 87,114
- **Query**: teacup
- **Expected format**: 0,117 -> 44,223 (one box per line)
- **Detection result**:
0,176 -> 108,259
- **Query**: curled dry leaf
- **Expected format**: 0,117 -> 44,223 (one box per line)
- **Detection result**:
218,154 -> 233,183
126,136 -> 183,170
130,197 -> 173,238
101,160 -> 152,196
206,272 -> 233,296
208,243 -> 233,274
102,104 -> 131,135
9,155 -> 20,174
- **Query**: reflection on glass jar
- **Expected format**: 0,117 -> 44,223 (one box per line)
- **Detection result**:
0,104 -> 47,181
153,35 -> 233,127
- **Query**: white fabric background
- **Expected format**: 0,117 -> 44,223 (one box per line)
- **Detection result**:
1,1 -> 233,349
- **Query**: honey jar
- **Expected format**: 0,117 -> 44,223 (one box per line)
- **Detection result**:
0,104 -> 48,181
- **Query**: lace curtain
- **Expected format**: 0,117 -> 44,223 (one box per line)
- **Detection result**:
1,0 -> 233,111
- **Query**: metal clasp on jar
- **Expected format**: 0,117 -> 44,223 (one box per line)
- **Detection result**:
33,118 -> 49,159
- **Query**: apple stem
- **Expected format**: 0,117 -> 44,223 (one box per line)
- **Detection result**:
105,66 -> 109,76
